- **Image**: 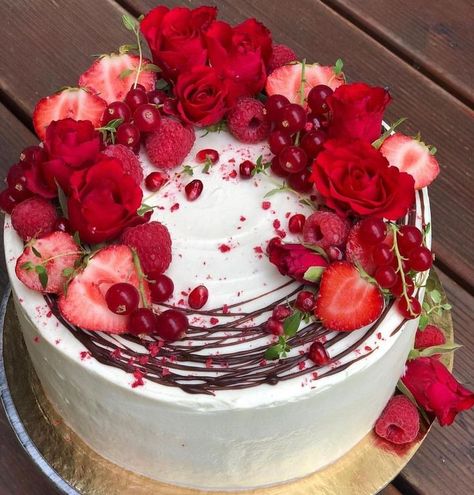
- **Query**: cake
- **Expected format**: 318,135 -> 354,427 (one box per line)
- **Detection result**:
2,4 -> 473,492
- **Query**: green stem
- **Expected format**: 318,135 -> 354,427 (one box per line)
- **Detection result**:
132,249 -> 149,308
298,58 -> 307,106
133,25 -> 143,89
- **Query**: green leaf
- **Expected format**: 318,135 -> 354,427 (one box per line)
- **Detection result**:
56,181 -> 68,218
303,266 -> 325,283
35,265 -> 48,289
119,68 -> 134,79
62,267 -> 75,278
303,243 -> 329,262
137,204 -> 154,216
430,289 -> 442,304
441,303 -> 452,311
182,165 -> 194,176
118,43 -> 139,54
31,246 -> 42,258
122,14 -> 137,31
73,231 -> 82,247
156,79 -> 169,91
428,145 -> 437,155
142,63 -> 162,73
372,117 -> 407,149
333,58 -> 344,75
417,342 -> 462,358
284,310 -> 303,337
264,184 -> 291,198
425,274 -> 436,292
397,379 -> 431,424
299,197 -> 317,210
264,344 -> 283,360
138,14 -> 145,21
20,261 -> 34,271
418,314 -> 429,330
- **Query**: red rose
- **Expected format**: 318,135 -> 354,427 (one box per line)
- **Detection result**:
25,158 -> 73,198
402,357 -> 474,426
140,6 -> 217,81
327,83 -> 391,143
68,157 -> 144,244
175,66 -> 228,127
205,19 -> 272,105
310,139 -> 415,220
268,240 -> 328,282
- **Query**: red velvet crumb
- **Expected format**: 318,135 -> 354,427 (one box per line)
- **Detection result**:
262,201 -> 271,210
219,244 -> 231,252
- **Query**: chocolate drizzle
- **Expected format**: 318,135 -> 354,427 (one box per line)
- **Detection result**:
44,191 -> 426,395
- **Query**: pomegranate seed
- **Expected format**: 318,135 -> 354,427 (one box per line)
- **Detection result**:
239,160 -> 255,178
288,214 -> 306,234
145,172 -> 167,191
308,342 -> 330,365
188,285 -> 209,309
195,149 -> 219,164
185,180 -> 203,201
295,291 -> 315,312
265,317 -> 284,335
272,304 -> 292,321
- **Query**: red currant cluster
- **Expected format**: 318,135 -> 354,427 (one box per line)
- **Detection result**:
102,84 -> 163,152
263,85 -> 333,192
359,218 -> 433,319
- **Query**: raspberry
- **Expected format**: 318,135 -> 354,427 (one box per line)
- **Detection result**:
302,211 -> 350,249
414,324 -> 446,350
268,44 -> 297,72
11,197 -> 58,241
145,117 -> 195,169
374,395 -> 420,444
121,221 -> 172,276
103,144 -> 144,185
227,97 -> 270,144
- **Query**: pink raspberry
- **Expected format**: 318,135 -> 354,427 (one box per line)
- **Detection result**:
415,324 -> 446,350
121,221 -> 172,276
302,211 -> 351,250
145,118 -> 195,169
11,196 -> 58,241
227,97 -> 270,144
375,395 -> 420,444
103,144 -> 144,185
268,44 -> 297,72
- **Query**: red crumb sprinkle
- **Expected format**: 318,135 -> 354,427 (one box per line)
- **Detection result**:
240,215 -> 246,222
46,311 -> 52,318
219,244 -> 231,252
170,203 -> 180,212
276,229 -> 287,239
222,304 -> 230,314
181,290 -> 189,296
260,359 -> 267,367
80,351 -> 91,360
229,170 -> 237,178
132,370 -> 145,388
55,339 -> 61,345
205,358 -> 213,368
148,342 -> 162,357
254,246 -> 263,254
298,361 -> 306,371
285,212 -> 291,218
228,158 -> 235,163
210,317 -> 219,325
34,336 -> 40,343
110,348 -> 122,359
377,332 -> 382,340
127,356 -> 136,365
262,201 -> 271,210
364,346 -> 373,352
162,367 -> 171,376
138,355 -> 149,365
273,219 -> 281,229
312,372 -> 318,379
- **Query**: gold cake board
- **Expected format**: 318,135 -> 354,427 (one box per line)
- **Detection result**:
0,270 -> 453,495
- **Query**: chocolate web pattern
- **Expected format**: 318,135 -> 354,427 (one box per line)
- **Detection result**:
45,192 -> 425,396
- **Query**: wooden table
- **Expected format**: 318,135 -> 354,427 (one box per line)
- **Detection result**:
0,1 -> 472,493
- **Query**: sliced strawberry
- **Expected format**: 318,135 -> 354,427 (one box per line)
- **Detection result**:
265,62 -> 344,104
15,232 -> 81,294
315,261 -> 384,331
79,53 -> 157,105
380,133 -> 440,189
33,88 -> 107,141
58,245 -> 149,334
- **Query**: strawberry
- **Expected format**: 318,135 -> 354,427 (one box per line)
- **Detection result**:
414,324 -> 446,350
380,133 -> 440,189
15,232 -> 81,294
58,245 -> 150,334
265,62 -> 344,104
314,261 -> 384,331
78,53 -> 157,105
33,88 -> 107,141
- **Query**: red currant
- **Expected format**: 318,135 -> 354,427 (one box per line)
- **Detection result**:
163,97 -> 178,115
279,146 -> 307,174
133,104 -> 161,132
239,160 -> 255,178
264,94 -> 289,121
372,243 -> 394,266
397,226 -> 423,256
272,304 -> 292,321
185,179 -> 203,201
53,217 -> 71,233
288,214 -> 306,234
307,85 -> 333,115
308,341 -> 330,365
300,130 -> 327,157
147,89 -> 167,106
359,218 -> 387,245
188,285 -> 209,309
19,145 -> 47,163
391,275 -> 415,297
265,317 -> 284,335
0,188 -> 18,214
374,266 -> 397,289
307,112 -> 330,130
155,309 -> 188,341
195,149 -> 219,164
287,168 -> 313,193
145,172 -> 167,192
270,155 -> 289,178
102,101 -> 131,125
106,283 -> 140,315
124,87 -> 148,112
276,103 -> 306,134
295,291 -> 315,312
8,171 -> 32,201
397,296 -> 422,319
268,130 -> 292,154
129,308 -> 158,335
116,122 -> 141,148
148,273 -> 174,303
407,246 -> 433,272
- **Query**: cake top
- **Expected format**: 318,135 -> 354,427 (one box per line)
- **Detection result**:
2,5 -> 442,397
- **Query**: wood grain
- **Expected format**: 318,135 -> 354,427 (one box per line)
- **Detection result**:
121,0 -> 474,289
323,0 -> 474,106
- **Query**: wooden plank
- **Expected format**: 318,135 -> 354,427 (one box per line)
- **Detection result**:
323,0 -> 474,106
124,0 -> 474,289
380,486 -> 403,495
